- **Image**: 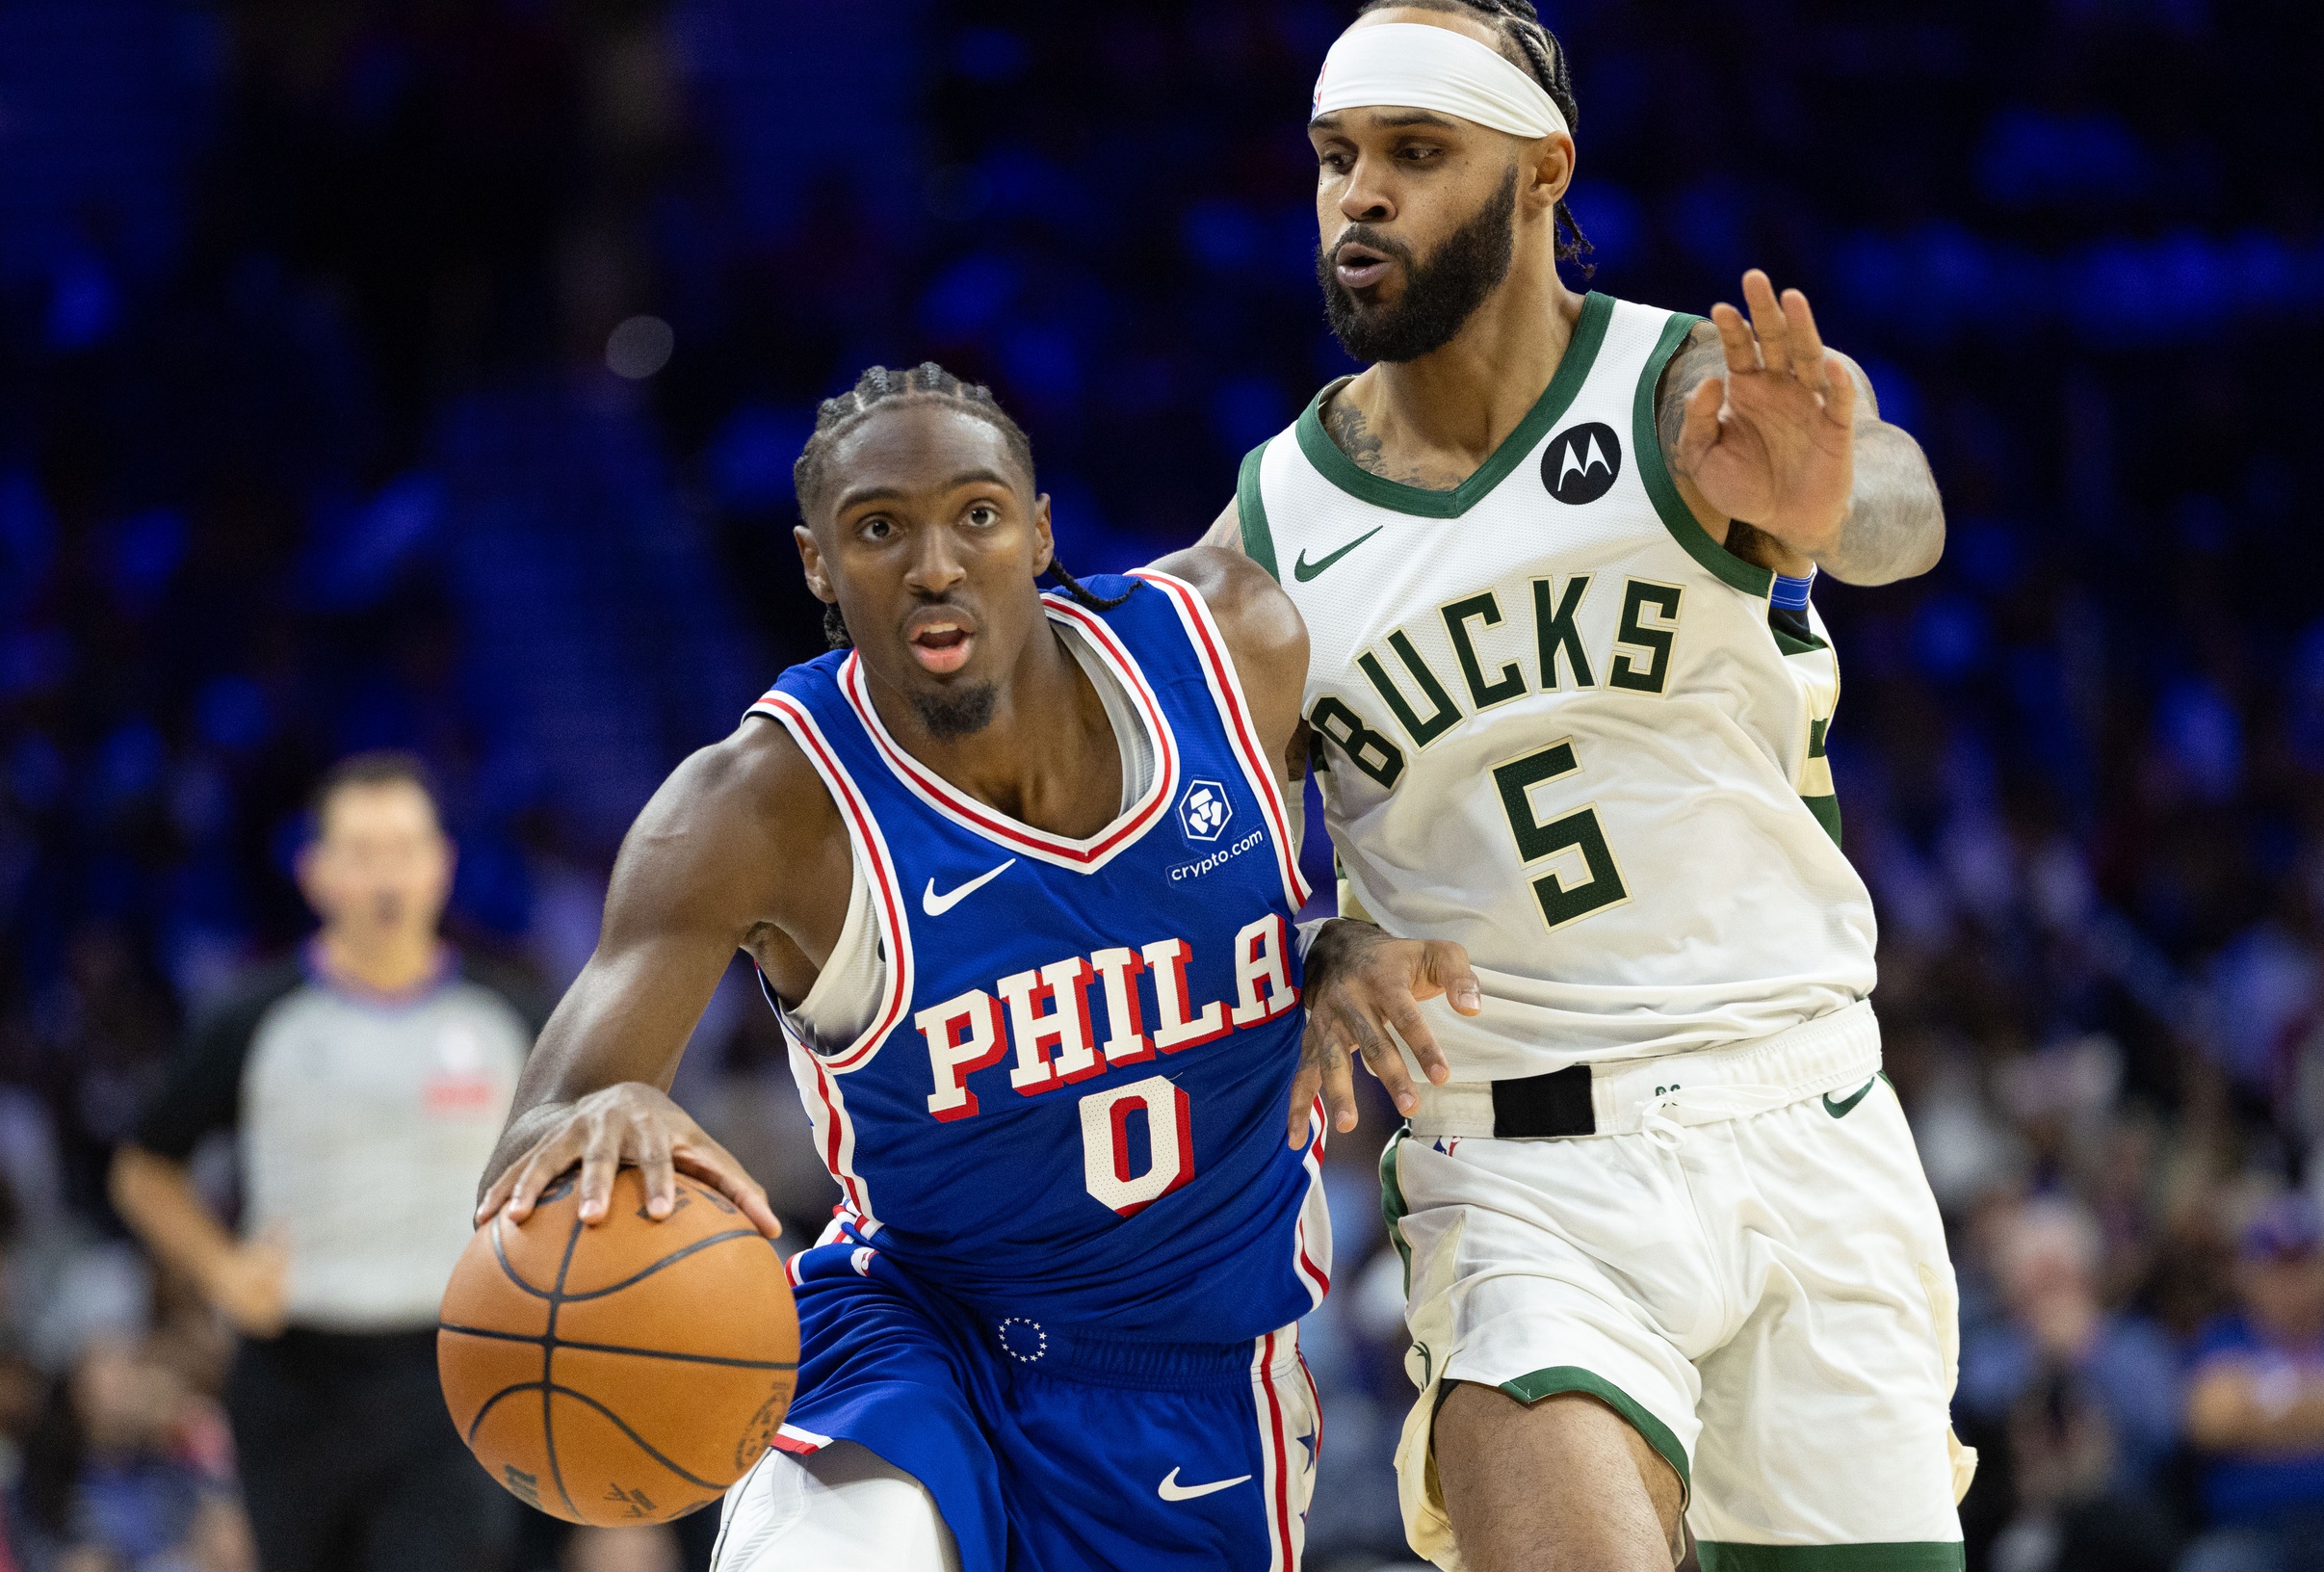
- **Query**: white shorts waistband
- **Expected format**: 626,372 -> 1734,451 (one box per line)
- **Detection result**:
1409,998 -> 1882,1140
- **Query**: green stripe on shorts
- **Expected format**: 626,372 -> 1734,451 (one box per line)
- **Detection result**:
1377,1128 -> 1413,1297
1696,1543 -> 1965,1571
1498,1366 -> 1690,1502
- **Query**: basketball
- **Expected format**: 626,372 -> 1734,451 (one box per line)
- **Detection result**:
437,1167 -> 798,1525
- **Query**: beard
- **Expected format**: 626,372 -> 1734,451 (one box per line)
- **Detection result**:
1317,166 -> 1520,364
911,682 -> 998,741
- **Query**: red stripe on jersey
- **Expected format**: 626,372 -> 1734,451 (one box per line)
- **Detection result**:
748,692 -> 914,1070
796,1044 -> 868,1218
834,606 -> 1180,870
1293,1098 -> 1331,1306
1128,571 -> 1313,910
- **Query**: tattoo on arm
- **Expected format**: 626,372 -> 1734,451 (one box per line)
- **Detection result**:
1655,327 -> 1945,587
1655,324 -> 1726,461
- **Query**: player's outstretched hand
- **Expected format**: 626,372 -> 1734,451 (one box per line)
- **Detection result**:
476,1082 -> 781,1239
1291,920 -> 1481,1145
1674,269 -> 1858,559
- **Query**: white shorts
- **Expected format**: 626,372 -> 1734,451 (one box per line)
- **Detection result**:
711,1442 -> 960,1572
1385,1004 -> 1974,1570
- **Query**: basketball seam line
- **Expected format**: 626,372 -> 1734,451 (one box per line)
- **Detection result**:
436,1322 -> 797,1372
556,1229 -> 769,1301
543,1213 -> 587,1519
488,1211 -> 545,1296
542,1381 -> 729,1494
485,1226 -> 766,1302
459,1381 -> 726,1496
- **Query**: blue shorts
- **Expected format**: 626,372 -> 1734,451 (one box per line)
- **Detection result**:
766,1238 -> 1317,1572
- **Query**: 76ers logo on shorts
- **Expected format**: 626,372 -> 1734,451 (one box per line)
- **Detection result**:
1541,421 -> 1622,505
1177,779 -> 1233,843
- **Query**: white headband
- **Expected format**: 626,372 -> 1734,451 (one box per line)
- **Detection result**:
1311,22 -> 1569,141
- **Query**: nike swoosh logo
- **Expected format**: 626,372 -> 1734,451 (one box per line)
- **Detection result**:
1158,1467 -> 1252,1502
922,858 -> 1016,917
1293,526 -> 1383,582
1823,1077 -> 1878,1119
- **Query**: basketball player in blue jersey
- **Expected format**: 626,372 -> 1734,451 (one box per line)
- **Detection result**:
473,362 -> 1478,1572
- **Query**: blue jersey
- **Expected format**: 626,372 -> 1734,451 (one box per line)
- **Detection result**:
746,569 -> 1329,1345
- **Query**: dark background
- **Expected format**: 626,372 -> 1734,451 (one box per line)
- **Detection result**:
3,2 -> 2322,1569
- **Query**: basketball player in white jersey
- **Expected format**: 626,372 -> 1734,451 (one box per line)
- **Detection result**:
1203,5 -> 1970,1570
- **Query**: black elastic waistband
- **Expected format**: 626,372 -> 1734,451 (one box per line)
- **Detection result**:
1491,1063 -> 1597,1138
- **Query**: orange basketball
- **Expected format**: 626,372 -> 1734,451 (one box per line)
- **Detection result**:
438,1167 -> 798,1525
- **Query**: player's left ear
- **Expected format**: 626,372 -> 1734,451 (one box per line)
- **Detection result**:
1029,492 -> 1055,577
1524,132 -> 1574,211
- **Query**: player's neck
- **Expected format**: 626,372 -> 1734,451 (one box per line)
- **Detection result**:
314,929 -> 447,997
881,623 -> 1123,838
1346,265 -> 1585,485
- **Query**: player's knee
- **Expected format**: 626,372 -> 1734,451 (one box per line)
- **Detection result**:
1437,1382 -> 1684,1556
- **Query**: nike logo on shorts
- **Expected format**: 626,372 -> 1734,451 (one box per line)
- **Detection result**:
922,858 -> 1016,916
1822,1077 -> 1878,1119
1293,526 -> 1383,581
1157,1467 -> 1251,1501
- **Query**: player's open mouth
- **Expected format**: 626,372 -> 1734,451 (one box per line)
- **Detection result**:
1334,242 -> 1394,291
906,616 -> 977,674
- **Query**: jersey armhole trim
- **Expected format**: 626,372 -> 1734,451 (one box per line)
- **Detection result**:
743,692 -> 914,1074
1126,569 -> 1315,911
1238,440 -> 1280,582
1632,312 -> 1776,599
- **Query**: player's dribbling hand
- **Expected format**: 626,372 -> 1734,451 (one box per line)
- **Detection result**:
1290,921 -> 1482,1145
476,1082 -> 782,1239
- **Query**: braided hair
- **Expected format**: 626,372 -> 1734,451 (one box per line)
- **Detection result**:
792,362 -> 1133,649
1353,0 -> 1592,269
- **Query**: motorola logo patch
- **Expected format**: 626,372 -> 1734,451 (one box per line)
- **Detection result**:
1541,422 -> 1622,505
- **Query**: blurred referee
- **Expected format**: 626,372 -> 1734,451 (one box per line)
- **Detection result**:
111,753 -> 538,1572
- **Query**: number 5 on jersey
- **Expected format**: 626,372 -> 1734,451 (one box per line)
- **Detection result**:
1493,738 -> 1630,930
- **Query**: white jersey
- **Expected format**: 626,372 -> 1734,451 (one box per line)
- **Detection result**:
1246,292 -> 1876,1078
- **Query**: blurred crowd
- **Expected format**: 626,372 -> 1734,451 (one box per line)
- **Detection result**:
2,0 -> 2322,1568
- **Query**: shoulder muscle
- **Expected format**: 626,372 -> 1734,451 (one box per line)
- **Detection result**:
1144,544 -> 1306,763
599,718 -> 847,955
